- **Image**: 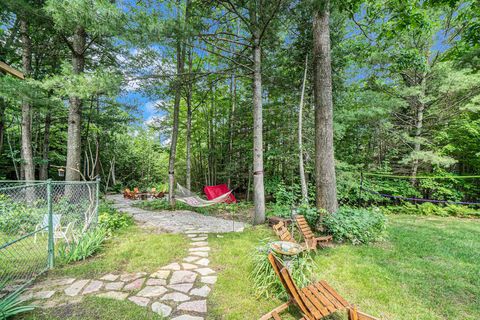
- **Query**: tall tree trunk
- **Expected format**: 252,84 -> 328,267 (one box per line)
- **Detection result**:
20,19 -> 35,181
39,110 -> 51,180
0,99 -> 5,155
411,75 -> 427,182
168,39 -> 185,205
252,36 -> 266,224
313,1 -> 338,213
186,47 -> 193,190
299,55 -> 308,203
227,73 -> 236,189
66,26 -> 86,181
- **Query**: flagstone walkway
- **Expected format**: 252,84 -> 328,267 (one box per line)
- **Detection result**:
108,194 -> 246,233
22,195 -> 246,319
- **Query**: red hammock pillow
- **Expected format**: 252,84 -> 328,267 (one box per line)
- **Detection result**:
203,184 -> 237,203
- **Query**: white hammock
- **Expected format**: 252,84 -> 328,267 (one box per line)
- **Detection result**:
175,184 -> 232,207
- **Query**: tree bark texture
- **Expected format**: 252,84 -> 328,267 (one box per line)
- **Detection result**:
252,38 -> 266,224
299,55 -> 308,203
0,99 -> 5,155
168,39 -> 185,205
20,19 -> 35,181
39,110 -> 51,180
313,1 -> 338,213
186,47 -> 193,190
66,26 -> 86,181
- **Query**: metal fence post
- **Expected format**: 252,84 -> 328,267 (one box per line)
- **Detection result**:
47,179 -> 54,269
95,177 -> 101,225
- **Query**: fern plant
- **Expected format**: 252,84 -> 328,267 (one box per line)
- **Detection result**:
0,280 -> 35,319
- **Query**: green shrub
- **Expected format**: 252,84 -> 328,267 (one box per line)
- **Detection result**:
323,207 -> 387,245
266,203 -> 291,219
0,194 -> 43,235
296,204 -> 322,228
382,203 -> 480,218
0,280 -> 35,319
98,205 -> 134,237
251,245 -> 316,299
57,228 -> 106,264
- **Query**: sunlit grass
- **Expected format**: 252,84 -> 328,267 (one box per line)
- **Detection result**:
208,215 -> 480,320
18,295 -> 164,320
48,225 -> 188,278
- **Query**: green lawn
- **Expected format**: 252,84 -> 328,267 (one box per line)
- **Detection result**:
208,215 -> 480,320
48,225 -> 187,279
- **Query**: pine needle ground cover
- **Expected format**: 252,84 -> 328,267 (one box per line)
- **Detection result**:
208,216 -> 480,320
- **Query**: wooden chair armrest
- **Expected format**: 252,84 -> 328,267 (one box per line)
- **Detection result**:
315,235 -> 332,242
259,301 -> 292,320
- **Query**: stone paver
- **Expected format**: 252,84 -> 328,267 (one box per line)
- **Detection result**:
146,278 -> 166,286
181,263 -> 198,270
123,278 -> 145,291
171,316 -> 204,320
170,271 -> 197,284
162,262 -> 182,270
200,276 -> 217,284
128,296 -> 150,307
152,302 -> 173,317
105,281 -> 124,291
137,285 -> 168,297
194,268 -> 215,276
100,274 -> 119,281
195,258 -> 210,266
183,256 -> 200,263
190,241 -> 209,247
120,272 -> 146,282
191,251 -> 209,257
107,194 -> 246,233
191,237 -> 208,241
190,285 -> 211,297
151,270 -> 170,279
177,300 -> 207,313
65,280 -> 89,296
189,247 -> 210,252
33,291 -> 55,299
167,283 -> 194,293
82,280 -> 103,295
161,292 -> 191,302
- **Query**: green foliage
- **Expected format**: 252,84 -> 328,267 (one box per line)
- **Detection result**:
323,207 -> 387,245
98,203 -> 134,237
297,204 -> 322,228
0,195 -> 43,235
382,203 -> 480,218
251,245 -> 316,299
266,203 -> 291,219
57,228 -> 106,264
0,280 -> 35,319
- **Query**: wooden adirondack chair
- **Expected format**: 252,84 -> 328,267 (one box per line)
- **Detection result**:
124,188 -> 133,199
260,253 -> 379,320
295,215 -> 332,250
273,221 -> 297,243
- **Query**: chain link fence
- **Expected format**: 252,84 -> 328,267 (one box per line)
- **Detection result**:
0,179 -> 100,291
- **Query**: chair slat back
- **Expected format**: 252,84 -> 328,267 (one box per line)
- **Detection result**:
267,253 -> 313,319
272,221 -> 296,243
41,214 -> 61,229
295,215 -> 315,239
